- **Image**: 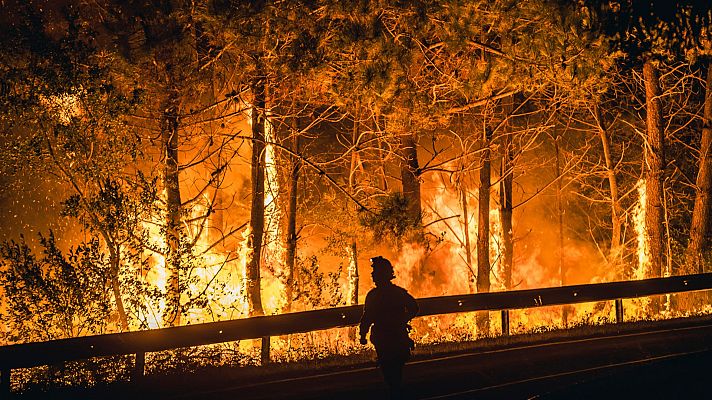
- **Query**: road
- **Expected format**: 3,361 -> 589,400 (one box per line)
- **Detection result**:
17,318 -> 712,399
170,319 -> 712,400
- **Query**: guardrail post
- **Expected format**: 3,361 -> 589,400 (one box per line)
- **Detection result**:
1,368 -> 10,397
501,310 -> 510,336
132,351 -> 145,382
261,336 -> 270,365
615,299 -> 624,323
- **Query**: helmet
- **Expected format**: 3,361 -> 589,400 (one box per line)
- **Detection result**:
370,256 -> 395,281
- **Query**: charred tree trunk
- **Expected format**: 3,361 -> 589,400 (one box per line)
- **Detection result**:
498,96 -> 515,291
162,85 -> 182,327
499,132 -> 514,291
643,61 -> 666,312
246,69 -> 266,317
594,104 -> 624,258
476,128 -> 492,335
460,183 -> 475,294
347,108 -> 362,341
684,64 -> 712,274
554,133 -> 568,326
284,119 -> 300,313
400,131 -> 422,234
204,57 -> 226,248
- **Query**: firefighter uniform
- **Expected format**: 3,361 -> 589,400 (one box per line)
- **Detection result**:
359,257 -> 419,399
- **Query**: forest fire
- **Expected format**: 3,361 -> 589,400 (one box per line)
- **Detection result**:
0,0 -> 710,395
125,157 -> 668,342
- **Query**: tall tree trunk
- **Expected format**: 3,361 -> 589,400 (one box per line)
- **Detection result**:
554,133 -> 568,326
246,70 -> 266,317
162,85 -> 182,327
204,57 -> 226,248
347,108 -> 362,340
346,241 -> 359,339
499,132 -> 514,291
109,246 -> 129,331
594,104 -> 623,259
643,60 -> 666,312
476,128 -> 492,335
284,118 -> 300,313
346,243 -> 359,306
684,64 -> 712,274
400,130 -> 422,230
263,115 -> 284,284
498,97 -> 515,291
460,183 -> 475,293
643,61 -> 666,279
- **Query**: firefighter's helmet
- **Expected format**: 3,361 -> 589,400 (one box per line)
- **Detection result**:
370,256 -> 395,281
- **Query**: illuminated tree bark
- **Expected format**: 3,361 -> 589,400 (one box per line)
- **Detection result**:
499,101 -> 515,291
201,54 -> 226,249
643,61 -> 665,314
162,84 -> 183,327
460,183 -> 475,294
684,64 -> 712,273
108,247 -> 129,331
593,104 -> 624,256
284,118 -> 300,313
346,243 -> 359,321
554,132 -> 568,325
346,111 -> 362,298
499,139 -> 514,291
476,127 -> 492,334
246,67 -> 266,317
347,109 -> 362,340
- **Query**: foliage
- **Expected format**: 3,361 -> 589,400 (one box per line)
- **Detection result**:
60,177 -> 157,245
147,345 -> 255,375
0,233 -> 113,342
359,192 -> 422,243
14,355 -> 132,394
599,0 -> 712,63
292,255 -> 343,309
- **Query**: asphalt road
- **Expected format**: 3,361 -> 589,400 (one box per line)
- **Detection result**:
172,320 -> 712,400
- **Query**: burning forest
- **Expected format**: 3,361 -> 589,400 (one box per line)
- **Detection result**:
0,0 -> 711,391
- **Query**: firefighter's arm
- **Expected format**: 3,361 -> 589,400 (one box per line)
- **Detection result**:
358,292 -> 374,344
405,291 -> 419,321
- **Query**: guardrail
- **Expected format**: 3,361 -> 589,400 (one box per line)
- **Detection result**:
1,273 -> 711,396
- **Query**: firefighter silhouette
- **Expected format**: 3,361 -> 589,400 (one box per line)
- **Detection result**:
359,256 -> 419,399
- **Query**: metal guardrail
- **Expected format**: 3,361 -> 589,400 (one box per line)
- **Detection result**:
1,273 -> 711,395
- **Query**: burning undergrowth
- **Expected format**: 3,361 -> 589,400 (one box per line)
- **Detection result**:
1,149 -> 709,389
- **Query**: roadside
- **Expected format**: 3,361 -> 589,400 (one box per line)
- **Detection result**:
11,313 -> 712,399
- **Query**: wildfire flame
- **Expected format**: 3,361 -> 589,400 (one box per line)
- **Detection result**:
10,101 -> 686,358
632,179 -> 649,281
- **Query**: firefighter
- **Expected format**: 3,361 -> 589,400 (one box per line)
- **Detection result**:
359,256 -> 419,399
